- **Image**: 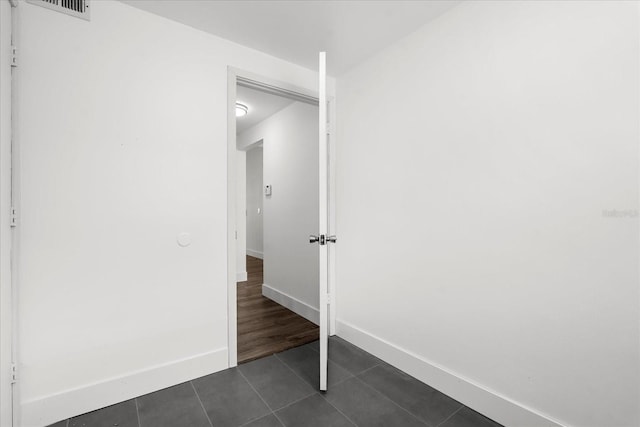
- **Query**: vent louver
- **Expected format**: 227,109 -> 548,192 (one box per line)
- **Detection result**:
27,0 -> 90,21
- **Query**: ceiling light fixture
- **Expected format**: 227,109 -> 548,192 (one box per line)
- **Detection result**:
236,103 -> 249,117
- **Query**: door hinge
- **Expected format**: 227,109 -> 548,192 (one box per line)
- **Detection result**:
10,207 -> 17,227
321,293 -> 331,306
10,363 -> 17,384
11,45 -> 17,67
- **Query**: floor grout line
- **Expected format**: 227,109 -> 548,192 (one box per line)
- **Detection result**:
273,352 -> 315,387
238,357 -> 317,419
306,338 -> 383,377
352,375 -> 430,426
237,367 -> 279,423
271,407 -> 287,427
273,351 -> 359,426
274,348 -> 357,389
190,381 -> 214,427
325,341 -> 469,427
237,411 -> 286,427
310,336 -> 451,427
274,354 -> 329,397
263,354 -> 320,413
435,405 -> 464,427
329,373 -> 355,388
272,389 -> 318,413
319,394 -> 359,427
352,361 -> 383,377
237,415 -> 263,427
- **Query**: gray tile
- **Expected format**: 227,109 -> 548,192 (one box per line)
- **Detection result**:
69,399 -> 138,427
242,414 -> 283,427
239,356 -> 315,410
192,368 -> 270,426
440,407 -> 503,427
276,345 -> 352,389
359,363 -> 462,426
326,336 -> 381,374
137,382 -> 210,427
47,421 -> 68,427
275,394 -> 353,427
306,340 -> 319,352
324,377 -> 426,427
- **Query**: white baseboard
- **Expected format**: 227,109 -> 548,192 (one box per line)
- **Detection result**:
337,321 -> 566,427
237,271 -> 247,282
246,249 -> 263,259
262,284 -> 319,325
21,348 -> 228,427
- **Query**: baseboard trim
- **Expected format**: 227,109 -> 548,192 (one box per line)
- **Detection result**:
337,321 -> 566,427
21,348 -> 228,427
246,249 -> 263,259
237,271 -> 248,282
262,283 -> 319,325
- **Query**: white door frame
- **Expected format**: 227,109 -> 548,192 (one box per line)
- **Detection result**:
226,66 -> 336,367
1,1 -> 21,425
1,1 -> 19,426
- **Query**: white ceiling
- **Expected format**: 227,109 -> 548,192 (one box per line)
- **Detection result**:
119,0 -> 461,76
236,85 -> 294,134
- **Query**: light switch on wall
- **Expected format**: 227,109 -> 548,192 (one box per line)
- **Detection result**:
264,185 -> 272,196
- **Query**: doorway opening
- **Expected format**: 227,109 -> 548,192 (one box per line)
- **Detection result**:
234,79 -> 320,364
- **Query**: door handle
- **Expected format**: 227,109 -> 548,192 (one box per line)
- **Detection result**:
310,235 -> 336,244
310,234 -> 326,245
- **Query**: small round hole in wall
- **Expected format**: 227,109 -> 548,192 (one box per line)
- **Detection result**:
177,232 -> 192,247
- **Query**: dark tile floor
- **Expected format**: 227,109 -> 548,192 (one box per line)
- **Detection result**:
48,337 -> 503,427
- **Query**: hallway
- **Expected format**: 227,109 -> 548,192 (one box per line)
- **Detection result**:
237,256 -> 319,363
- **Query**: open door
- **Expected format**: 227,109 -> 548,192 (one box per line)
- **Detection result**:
309,52 -> 331,391
318,51 -> 329,392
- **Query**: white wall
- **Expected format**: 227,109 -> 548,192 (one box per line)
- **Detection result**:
238,102 -> 319,320
236,149 -> 247,281
246,147 -> 264,258
1,1 -> 14,426
16,1 -> 333,425
336,2 -> 639,427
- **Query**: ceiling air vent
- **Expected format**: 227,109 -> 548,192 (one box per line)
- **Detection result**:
26,0 -> 90,21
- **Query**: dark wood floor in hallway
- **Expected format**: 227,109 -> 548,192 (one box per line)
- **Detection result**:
237,256 -> 319,363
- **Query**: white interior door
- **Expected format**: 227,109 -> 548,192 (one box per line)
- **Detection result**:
317,52 -> 329,391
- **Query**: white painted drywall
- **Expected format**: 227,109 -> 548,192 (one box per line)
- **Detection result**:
336,2 -> 639,427
246,147 -> 264,258
15,1 -> 334,425
0,1 -> 13,426
236,149 -> 247,280
238,102 -> 319,313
